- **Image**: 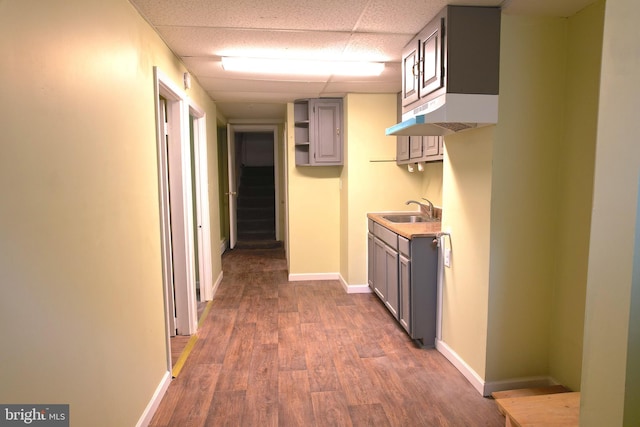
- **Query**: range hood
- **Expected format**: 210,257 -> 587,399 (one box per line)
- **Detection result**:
386,93 -> 499,137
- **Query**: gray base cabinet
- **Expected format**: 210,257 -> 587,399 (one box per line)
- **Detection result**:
368,219 -> 438,348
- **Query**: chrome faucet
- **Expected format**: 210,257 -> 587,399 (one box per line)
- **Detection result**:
406,198 -> 434,218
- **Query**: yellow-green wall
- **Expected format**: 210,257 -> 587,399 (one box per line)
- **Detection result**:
0,1 -> 221,425
581,0 -> 640,424
286,104 -> 342,275
486,14 -> 567,381
439,4 -> 606,390
285,94 -> 443,285
551,0 -> 604,391
441,127 -> 494,378
340,94 -> 431,286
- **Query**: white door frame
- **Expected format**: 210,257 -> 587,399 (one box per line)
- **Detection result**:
188,101 -> 214,301
226,125 -> 238,249
153,68 -> 198,349
227,124 -> 281,244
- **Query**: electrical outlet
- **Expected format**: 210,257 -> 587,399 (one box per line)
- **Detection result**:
444,248 -> 451,268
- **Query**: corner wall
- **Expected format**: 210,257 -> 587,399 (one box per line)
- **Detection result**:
286,104 -> 342,276
484,14 -> 566,383
340,94 -> 425,287
550,0 -> 604,391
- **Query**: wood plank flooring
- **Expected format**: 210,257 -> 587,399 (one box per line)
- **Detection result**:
150,247 -> 505,426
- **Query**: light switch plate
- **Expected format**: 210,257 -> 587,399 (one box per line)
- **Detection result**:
444,248 -> 451,268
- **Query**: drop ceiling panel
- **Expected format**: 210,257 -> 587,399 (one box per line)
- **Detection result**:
200,77 -> 328,95
214,102 -> 287,121
323,81 -> 401,94
354,0 -> 506,33
132,0 -> 370,31
130,0 -> 602,121
158,27 -> 355,59
342,33 -> 413,62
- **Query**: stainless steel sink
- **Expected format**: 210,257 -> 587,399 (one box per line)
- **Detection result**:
382,214 -> 437,223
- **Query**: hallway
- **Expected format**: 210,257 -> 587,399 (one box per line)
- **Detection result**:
150,248 -> 504,426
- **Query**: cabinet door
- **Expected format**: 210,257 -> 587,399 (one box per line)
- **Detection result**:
312,99 -> 342,164
423,136 -> 439,157
399,254 -> 411,333
367,233 -> 374,291
401,42 -> 420,107
373,237 -> 387,300
409,136 -> 423,159
397,136 -> 410,163
384,244 -> 399,319
419,17 -> 444,100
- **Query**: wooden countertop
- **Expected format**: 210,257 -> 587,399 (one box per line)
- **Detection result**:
367,211 -> 442,240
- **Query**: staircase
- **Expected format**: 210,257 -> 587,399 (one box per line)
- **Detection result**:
236,165 -> 277,248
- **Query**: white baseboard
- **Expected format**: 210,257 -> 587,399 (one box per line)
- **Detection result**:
338,274 -> 372,294
436,339 -> 486,395
436,339 -> 560,397
288,272 -> 340,281
212,271 -> 223,298
136,370 -> 172,427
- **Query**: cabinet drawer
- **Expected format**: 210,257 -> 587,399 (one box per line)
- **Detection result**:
374,223 -> 397,250
398,236 -> 410,257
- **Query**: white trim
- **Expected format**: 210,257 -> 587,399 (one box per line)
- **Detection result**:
338,274 -> 372,294
154,67 -> 198,340
212,271 -> 224,297
136,370 -> 172,427
288,272 -> 340,281
188,101 -> 214,302
219,239 -> 228,255
227,124 -> 281,240
435,339 -> 486,395
435,339 -> 559,397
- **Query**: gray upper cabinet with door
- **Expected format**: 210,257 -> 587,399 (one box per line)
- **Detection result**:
397,135 -> 444,165
294,98 -> 343,166
401,5 -> 501,116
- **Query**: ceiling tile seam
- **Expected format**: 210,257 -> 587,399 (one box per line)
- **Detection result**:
154,24 -> 415,37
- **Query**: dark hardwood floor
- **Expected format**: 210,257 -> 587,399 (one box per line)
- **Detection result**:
150,247 -> 505,426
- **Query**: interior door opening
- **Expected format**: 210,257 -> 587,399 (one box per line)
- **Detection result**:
226,125 -> 281,250
155,67 -> 214,371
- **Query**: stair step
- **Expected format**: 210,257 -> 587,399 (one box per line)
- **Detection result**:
238,197 -> 273,208
240,175 -> 274,185
240,166 -> 274,176
493,388 -> 578,427
238,230 -> 276,240
492,385 -> 569,414
238,218 -> 274,231
240,187 -> 275,197
234,239 -> 282,249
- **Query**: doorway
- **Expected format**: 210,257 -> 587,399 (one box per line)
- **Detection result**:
226,125 -> 281,250
154,68 -> 213,371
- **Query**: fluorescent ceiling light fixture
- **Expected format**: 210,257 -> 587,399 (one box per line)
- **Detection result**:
221,57 -> 385,76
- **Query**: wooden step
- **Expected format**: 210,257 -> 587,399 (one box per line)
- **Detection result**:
492,385 -> 569,414
494,389 -> 579,427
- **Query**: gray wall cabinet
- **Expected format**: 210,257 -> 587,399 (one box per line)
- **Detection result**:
400,5 -> 501,116
396,135 -> 444,165
294,98 -> 343,166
